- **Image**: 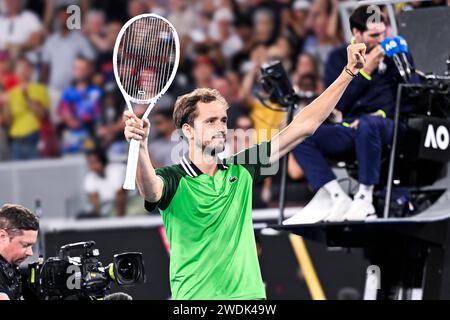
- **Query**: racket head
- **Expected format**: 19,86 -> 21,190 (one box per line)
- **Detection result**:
113,13 -> 180,105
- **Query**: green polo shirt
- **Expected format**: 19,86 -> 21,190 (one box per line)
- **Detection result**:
145,141 -> 272,300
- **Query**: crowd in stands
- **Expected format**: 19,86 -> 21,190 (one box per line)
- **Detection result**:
0,0 -> 448,216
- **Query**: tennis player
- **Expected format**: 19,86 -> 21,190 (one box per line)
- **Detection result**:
123,43 -> 366,300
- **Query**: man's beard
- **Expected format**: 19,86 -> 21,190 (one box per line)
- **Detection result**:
201,139 -> 226,157
13,257 -> 25,265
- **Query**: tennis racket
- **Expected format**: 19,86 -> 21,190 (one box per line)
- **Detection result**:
113,14 -> 180,190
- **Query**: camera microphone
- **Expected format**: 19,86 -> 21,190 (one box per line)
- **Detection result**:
381,37 -> 409,83
393,36 -> 413,79
104,292 -> 133,300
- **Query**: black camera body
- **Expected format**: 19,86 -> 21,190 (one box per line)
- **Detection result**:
258,60 -> 317,110
26,241 -> 145,300
260,60 -> 296,106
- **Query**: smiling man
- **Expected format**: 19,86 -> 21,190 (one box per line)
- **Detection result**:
124,43 -> 366,300
0,204 -> 39,300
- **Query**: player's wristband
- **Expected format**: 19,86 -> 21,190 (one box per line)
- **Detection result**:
344,67 -> 358,78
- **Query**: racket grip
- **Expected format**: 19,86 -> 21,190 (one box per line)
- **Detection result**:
123,138 -> 141,190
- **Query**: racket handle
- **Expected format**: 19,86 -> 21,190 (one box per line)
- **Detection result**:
123,138 -> 141,190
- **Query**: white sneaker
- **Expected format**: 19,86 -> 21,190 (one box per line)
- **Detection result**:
342,199 -> 377,221
323,194 -> 353,222
282,187 -> 332,225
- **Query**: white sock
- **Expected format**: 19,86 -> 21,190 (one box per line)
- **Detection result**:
323,180 -> 347,202
354,184 -> 374,203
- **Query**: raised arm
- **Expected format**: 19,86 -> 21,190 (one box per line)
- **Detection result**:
123,110 -> 163,203
270,43 -> 366,162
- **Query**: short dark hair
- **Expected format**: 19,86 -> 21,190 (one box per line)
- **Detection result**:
86,148 -> 109,167
0,204 -> 39,238
173,88 -> 229,130
75,54 -> 93,65
56,4 -> 69,14
349,5 -> 385,33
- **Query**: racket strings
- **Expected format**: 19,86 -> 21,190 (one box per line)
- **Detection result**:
117,16 -> 176,101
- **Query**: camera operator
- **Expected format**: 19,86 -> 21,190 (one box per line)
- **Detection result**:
0,204 -> 39,300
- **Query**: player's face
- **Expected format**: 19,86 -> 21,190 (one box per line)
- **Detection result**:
192,101 -> 228,156
355,22 -> 386,50
0,229 -> 37,265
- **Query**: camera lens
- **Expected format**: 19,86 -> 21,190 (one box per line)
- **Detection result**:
112,252 -> 145,285
117,257 -> 138,282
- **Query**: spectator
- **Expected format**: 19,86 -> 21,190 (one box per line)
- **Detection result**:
41,5 -> 96,120
239,44 -> 287,208
42,0 -> 90,35
0,0 -> 44,62
212,76 -> 245,128
303,0 -> 342,77
292,52 -> 324,94
228,113 -> 256,157
252,8 -> 278,45
225,70 -> 243,104
287,0 -> 311,55
148,108 -> 184,168
326,0 -> 345,44
240,44 -> 286,143
0,50 -> 18,91
168,0 -> 196,38
269,36 -> 294,73
3,57 -> 50,160
58,56 -> 102,154
0,100 -> 8,161
0,50 -> 18,161
96,88 -> 126,159
83,148 -> 126,217
93,21 -> 122,88
231,17 -> 254,74
127,0 -> 148,19
0,95 -> 7,162
83,9 -> 107,53
191,55 -> 216,91
143,0 -> 167,16
210,8 -> 243,60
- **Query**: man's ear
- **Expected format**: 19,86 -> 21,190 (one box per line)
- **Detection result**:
0,229 -> 8,243
352,29 -> 362,43
182,123 -> 193,140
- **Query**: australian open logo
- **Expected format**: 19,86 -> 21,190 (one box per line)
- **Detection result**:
229,176 -> 238,184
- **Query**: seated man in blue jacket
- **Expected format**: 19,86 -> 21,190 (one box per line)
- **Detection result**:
284,5 -> 413,224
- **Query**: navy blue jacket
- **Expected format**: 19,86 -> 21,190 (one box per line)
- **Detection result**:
324,45 -> 415,119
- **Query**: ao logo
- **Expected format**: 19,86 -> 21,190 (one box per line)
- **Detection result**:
424,124 -> 449,150
384,40 -> 397,52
